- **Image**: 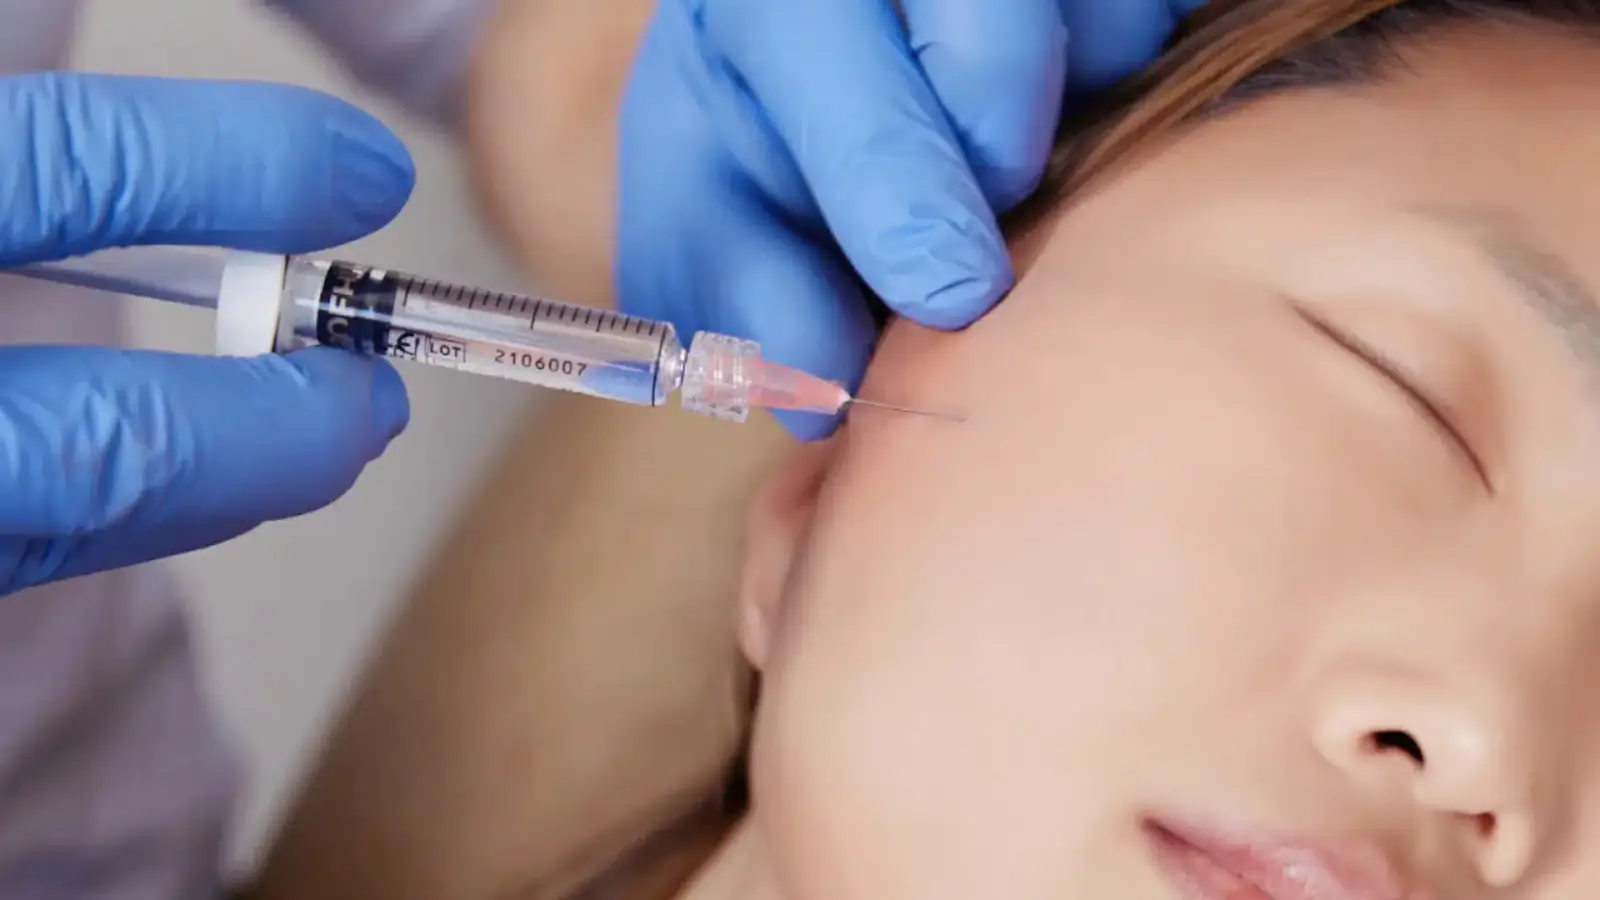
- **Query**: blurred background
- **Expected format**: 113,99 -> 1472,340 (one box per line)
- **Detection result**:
75,1 -> 531,876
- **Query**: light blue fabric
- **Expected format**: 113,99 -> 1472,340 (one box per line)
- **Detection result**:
618,0 -> 1208,438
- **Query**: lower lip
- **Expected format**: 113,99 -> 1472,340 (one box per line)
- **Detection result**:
1144,821 -> 1272,900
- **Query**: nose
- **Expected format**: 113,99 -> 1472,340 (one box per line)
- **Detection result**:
1311,666 -> 1540,887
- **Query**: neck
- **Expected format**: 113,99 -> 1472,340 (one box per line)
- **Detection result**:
675,817 -> 785,900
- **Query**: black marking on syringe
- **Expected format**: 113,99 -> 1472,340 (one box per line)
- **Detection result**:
316,261 -> 397,357
652,324 -> 671,404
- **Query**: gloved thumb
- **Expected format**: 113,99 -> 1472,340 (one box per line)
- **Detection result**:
0,345 -> 408,591
0,72 -> 415,264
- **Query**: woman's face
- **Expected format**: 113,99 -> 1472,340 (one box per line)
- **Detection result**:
739,23 -> 1600,900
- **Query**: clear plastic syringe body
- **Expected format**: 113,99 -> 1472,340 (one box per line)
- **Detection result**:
274,255 -> 795,421
8,246 -> 851,423
278,255 -> 685,407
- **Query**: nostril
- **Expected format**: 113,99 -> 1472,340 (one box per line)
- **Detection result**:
1368,729 -> 1426,765
1476,810 -> 1535,888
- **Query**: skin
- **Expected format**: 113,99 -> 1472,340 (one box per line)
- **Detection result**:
717,21 -> 1600,900
258,10 -> 1600,900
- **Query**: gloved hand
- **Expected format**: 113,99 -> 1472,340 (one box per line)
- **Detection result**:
619,0 -> 1209,439
0,73 -> 415,594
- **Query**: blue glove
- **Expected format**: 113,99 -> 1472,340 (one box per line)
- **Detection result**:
619,0 -> 1210,439
0,73 -> 415,594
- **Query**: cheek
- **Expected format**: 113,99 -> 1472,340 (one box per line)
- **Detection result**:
748,292 -> 1459,897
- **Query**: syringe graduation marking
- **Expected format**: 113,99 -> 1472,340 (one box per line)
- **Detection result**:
315,261 -> 679,399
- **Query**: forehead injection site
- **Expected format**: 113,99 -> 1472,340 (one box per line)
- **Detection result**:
847,397 -> 967,422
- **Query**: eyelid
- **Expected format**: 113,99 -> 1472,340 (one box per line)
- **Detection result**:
1289,304 -> 1492,491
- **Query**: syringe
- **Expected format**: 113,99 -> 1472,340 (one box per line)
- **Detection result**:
8,246 -> 938,424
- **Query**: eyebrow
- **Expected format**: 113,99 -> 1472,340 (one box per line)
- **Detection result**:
1425,208 -> 1600,382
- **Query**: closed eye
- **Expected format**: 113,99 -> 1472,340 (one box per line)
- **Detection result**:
1290,304 -> 1491,491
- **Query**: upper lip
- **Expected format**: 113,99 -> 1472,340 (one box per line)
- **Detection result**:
1143,815 -> 1405,900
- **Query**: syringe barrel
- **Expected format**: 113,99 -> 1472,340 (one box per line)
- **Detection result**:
228,253 -> 688,408
223,253 -> 771,422
9,247 -> 774,422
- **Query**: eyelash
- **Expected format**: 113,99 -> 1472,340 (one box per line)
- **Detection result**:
1290,305 -> 1491,489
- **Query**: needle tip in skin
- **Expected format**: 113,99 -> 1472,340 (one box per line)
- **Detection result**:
845,397 -> 966,422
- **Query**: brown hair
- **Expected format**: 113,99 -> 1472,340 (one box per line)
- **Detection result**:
1009,0 -> 1600,235
546,0 -> 1598,895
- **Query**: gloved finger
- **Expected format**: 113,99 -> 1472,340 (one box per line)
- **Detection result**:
0,72 -> 415,266
0,345 -> 407,577
615,40 -> 876,435
1058,0 -> 1184,90
616,165 -> 877,440
694,0 -> 1010,330
0,516 -> 261,593
707,199 -> 879,441
900,0 -> 1068,210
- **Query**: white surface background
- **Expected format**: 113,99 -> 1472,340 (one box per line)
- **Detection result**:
74,0 -> 534,873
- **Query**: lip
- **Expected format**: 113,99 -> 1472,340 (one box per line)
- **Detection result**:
1142,815 -> 1404,900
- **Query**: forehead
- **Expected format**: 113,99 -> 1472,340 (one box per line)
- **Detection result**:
857,20 -> 1600,406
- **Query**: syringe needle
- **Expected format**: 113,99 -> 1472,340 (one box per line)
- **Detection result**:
846,397 -> 965,422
